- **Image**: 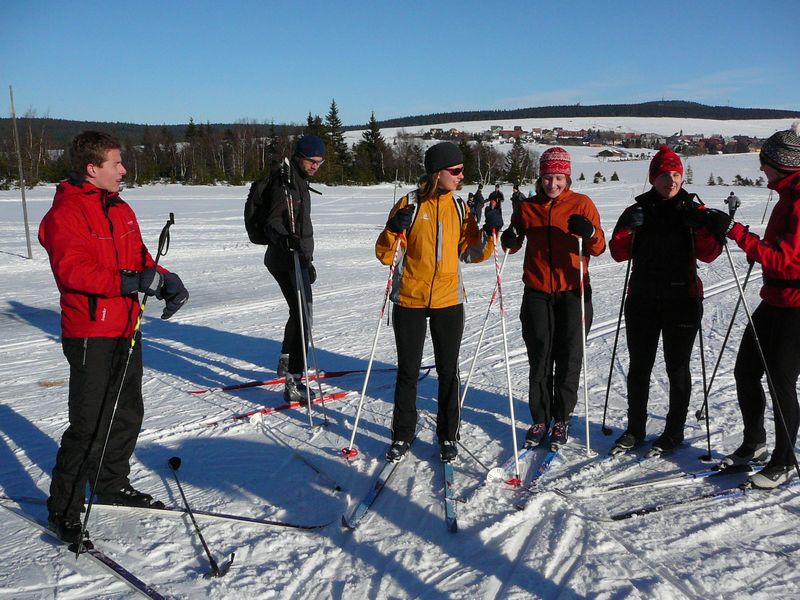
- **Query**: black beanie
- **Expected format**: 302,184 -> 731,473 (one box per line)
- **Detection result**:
294,134 -> 326,159
424,142 -> 463,174
761,123 -> 800,172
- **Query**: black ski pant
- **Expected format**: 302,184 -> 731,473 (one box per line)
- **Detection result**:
734,302 -> 800,467
623,296 -> 701,441
48,336 -> 144,520
520,287 -> 592,426
391,304 -> 464,443
267,261 -> 313,376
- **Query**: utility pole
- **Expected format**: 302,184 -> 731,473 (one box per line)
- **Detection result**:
9,86 -> 33,259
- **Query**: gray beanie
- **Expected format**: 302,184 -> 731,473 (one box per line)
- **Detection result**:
761,123 -> 800,172
424,142 -> 463,175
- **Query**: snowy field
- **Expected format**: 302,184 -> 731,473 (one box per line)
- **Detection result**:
1,138 -> 799,598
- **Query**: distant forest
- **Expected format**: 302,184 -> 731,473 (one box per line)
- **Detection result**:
1,100 -> 798,188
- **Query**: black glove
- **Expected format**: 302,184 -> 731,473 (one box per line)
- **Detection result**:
620,206 -> 644,232
307,263 -> 317,285
160,272 -> 188,319
387,206 -> 414,233
568,214 -> 595,238
500,226 -> 520,249
483,209 -> 503,235
702,208 -> 734,242
281,234 -> 301,252
120,267 -> 163,297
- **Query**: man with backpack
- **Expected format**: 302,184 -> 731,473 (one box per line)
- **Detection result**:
248,134 -> 325,402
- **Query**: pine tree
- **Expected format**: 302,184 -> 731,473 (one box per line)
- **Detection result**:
685,164 -> 694,184
610,171 -> 619,181
324,99 -> 350,184
708,173 -> 716,186
361,111 -> 387,182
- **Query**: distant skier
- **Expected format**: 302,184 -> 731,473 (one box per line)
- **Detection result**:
473,183 -> 486,224
376,142 -> 500,464
501,147 -> 605,449
699,124 -> 800,488
724,191 -> 741,217
488,183 -> 505,218
39,131 -> 189,543
608,145 -> 722,458
510,183 -> 526,214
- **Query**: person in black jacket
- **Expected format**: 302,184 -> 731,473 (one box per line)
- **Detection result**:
265,135 -> 325,402
608,145 -> 722,457
473,183 -> 485,224
488,183 -> 505,218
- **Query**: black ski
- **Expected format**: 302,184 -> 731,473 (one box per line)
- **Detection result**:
0,494 -> 330,531
443,461 -> 457,532
342,442 -> 414,530
609,478 -> 800,521
0,502 -> 164,599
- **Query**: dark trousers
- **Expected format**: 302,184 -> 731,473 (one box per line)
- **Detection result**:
734,302 -> 800,466
520,287 -> 592,425
267,262 -> 313,375
391,304 -> 464,443
48,336 -> 143,519
624,296 -> 701,440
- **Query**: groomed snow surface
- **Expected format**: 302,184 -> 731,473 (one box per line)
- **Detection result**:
1,145 -> 798,599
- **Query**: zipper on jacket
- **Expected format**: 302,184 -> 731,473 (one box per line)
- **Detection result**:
82,337 -> 88,366
427,198 -> 441,308
546,199 -> 555,294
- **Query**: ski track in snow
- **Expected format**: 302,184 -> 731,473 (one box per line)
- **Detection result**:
2,149 -> 799,598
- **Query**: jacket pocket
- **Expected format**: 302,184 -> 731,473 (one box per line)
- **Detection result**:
88,296 -> 98,321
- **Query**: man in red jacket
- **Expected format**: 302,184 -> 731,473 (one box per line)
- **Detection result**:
39,131 -> 188,543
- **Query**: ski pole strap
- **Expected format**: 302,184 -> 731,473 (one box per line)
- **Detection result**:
762,274 -> 800,288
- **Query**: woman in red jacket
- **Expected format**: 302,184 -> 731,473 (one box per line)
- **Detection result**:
702,125 -> 800,488
608,146 -> 721,457
501,147 -> 605,448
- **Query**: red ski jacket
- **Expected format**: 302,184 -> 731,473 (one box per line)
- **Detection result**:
728,170 -> 800,307
39,179 -> 164,338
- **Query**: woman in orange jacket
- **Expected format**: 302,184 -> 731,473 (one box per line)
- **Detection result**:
375,142 -> 501,463
501,147 -> 606,448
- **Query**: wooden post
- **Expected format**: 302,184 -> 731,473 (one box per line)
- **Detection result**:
9,86 -> 33,259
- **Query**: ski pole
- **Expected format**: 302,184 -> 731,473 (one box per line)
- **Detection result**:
76,213 -> 174,557
459,249 -> 509,411
760,190 -> 773,225
493,231 -> 522,485
723,244 -> 800,480
167,457 -> 233,578
293,255 -> 329,427
697,320 -> 712,462
696,261 -> 755,421
576,236 -> 595,457
600,253 -> 631,435
342,234 -> 405,459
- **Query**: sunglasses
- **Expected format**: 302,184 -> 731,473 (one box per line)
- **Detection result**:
444,166 -> 463,176
302,157 -> 325,166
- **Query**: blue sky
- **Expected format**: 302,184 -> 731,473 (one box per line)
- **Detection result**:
3,0 -> 799,126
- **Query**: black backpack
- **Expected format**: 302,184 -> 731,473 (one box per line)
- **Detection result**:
244,174 -> 273,245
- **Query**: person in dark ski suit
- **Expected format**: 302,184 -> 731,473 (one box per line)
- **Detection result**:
510,183 -> 526,215
39,131 -> 189,543
501,147 -> 605,448
488,183 -> 505,219
700,125 -> 800,488
376,142 -> 500,464
473,183 -> 486,224
264,135 -> 325,403
609,145 -> 722,456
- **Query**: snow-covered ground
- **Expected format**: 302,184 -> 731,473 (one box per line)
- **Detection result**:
1,139 -> 798,598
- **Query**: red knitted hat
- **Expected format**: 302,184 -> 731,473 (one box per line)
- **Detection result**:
649,145 -> 683,183
540,146 -> 571,176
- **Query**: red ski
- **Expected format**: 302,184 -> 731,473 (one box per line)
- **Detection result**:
204,390 -> 355,427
